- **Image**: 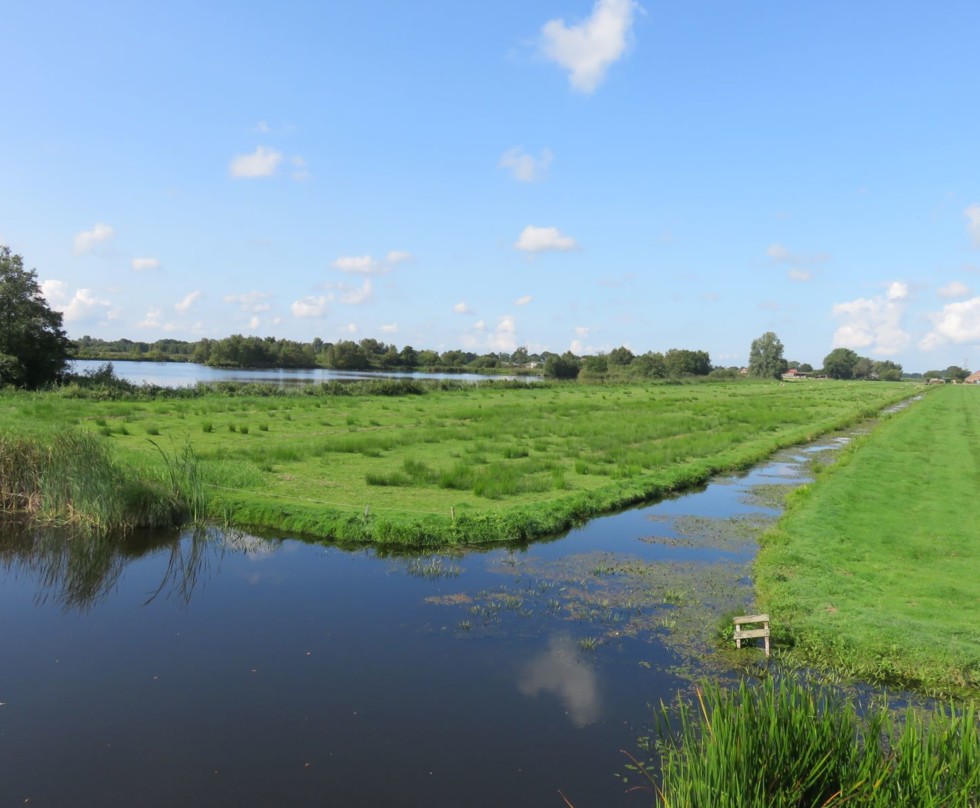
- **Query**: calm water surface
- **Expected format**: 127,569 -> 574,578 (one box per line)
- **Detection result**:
0,442 -> 835,807
70,359 -> 537,388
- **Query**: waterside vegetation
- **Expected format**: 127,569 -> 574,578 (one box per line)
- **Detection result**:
0,379 -> 914,545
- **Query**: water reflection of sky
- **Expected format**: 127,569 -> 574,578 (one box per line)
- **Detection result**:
519,635 -> 602,727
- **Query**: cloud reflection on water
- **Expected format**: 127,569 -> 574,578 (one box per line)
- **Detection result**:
518,634 -> 602,727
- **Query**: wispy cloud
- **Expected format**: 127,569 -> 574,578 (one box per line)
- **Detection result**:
540,0 -> 639,94
73,223 -> 114,255
965,204 -> 980,248
174,290 -> 202,313
229,146 -> 283,178
499,147 -> 553,182
765,242 -> 827,281
333,251 -> 412,275
515,295 -> 533,306
291,296 -> 330,318
224,291 -> 273,312
131,257 -> 160,271
515,225 -> 578,252
381,323 -> 398,334
939,281 -> 971,299
453,301 -> 473,315
831,281 -> 910,356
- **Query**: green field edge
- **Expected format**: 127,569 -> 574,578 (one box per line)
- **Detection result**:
209,394 -> 916,548
755,386 -> 980,698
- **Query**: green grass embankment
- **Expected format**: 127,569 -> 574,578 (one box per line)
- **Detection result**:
1,380 -> 914,545
757,385 -> 980,695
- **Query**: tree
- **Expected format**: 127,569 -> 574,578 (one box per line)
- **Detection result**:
822,347 -> 859,379
543,351 -> 581,379
0,246 -> 71,388
944,365 -> 969,382
748,332 -> 788,379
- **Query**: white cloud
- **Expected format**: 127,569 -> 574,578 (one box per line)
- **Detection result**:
333,251 -> 411,275
73,223 -> 114,254
381,322 -> 398,334
248,316 -> 261,330
574,326 -> 590,338
138,307 -> 162,329
345,323 -> 358,334
831,283 -> 911,356
224,291 -> 272,312
453,301 -> 473,315
540,0 -> 638,93
290,155 -> 310,182
515,225 -> 578,252
920,296 -> 980,350
515,295 -> 533,306
499,147 -> 553,182
338,279 -> 373,305
229,146 -> 283,178
766,243 -> 792,261
939,281 -> 971,299
487,315 -> 517,352
965,204 -> 980,248
174,290 -> 201,313
333,255 -> 377,274
386,250 -> 413,265
474,320 -> 486,331
765,241 -> 826,281
291,296 -> 330,318
40,280 -> 112,324
787,269 -> 811,282
131,257 -> 161,271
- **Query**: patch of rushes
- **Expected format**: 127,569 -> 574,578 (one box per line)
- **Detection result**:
757,386 -> 980,696
0,381 -> 918,546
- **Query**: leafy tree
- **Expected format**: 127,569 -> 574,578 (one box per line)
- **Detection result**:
872,359 -> 903,382
853,357 -> 875,380
748,332 -> 788,379
0,246 -> 71,388
543,351 -> 581,379
607,346 -> 635,366
822,347 -> 859,380
944,365 -> 969,382
633,351 -> 666,379
580,354 -> 608,378
664,348 -> 711,377
511,346 -> 529,366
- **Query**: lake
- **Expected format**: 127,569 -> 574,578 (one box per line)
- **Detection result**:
0,437 -> 839,806
69,359 -> 537,388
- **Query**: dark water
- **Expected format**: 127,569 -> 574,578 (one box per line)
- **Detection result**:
69,359 -> 537,388
0,442 -> 833,807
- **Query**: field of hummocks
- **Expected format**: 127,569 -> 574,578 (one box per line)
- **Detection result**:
1,380 -> 913,544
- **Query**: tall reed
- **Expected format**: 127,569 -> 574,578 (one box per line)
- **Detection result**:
635,677 -> 979,807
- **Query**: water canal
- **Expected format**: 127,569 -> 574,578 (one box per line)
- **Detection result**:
0,434 -> 853,807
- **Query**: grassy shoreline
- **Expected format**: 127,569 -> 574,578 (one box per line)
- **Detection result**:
1,380 -> 915,545
757,385 -> 980,696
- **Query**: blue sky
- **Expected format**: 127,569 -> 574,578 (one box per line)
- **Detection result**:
3,0 -> 979,372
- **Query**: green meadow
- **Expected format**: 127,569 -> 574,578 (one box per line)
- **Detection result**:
757,385 -> 980,696
1,380 -> 911,544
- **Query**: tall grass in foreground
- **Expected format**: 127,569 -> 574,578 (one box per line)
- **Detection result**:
631,677 -> 979,807
0,429 -> 204,533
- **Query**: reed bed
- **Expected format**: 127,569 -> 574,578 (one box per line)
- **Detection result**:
636,677 -> 979,807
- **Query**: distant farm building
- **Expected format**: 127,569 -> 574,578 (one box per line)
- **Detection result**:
965,370 -> 980,384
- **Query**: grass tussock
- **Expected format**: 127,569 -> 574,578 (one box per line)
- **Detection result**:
633,677 -> 980,807
0,429 -> 205,534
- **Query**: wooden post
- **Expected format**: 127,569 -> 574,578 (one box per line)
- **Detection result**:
733,614 -> 770,658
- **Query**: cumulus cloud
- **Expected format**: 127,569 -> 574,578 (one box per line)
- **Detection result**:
939,281 -> 971,299
386,250 -> 413,265
224,291 -> 272,312
965,204 -> 980,248
515,295 -> 533,306
453,301 -> 473,315
381,322 -> 398,334
131,257 -> 161,271
540,0 -> 638,93
486,315 -> 517,352
138,307 -> 162,329
787,269 -> 811,282
766,243 -> 792,261
40,280 -> 112,324
920,296 -> 980,350
337,279 -> 373,305
73,223 -> 114,254
515,225 -> 578,252
174,290 -> 201,313
229,146 -> 283,178
499,147 -> 553,182
291,296 -> 330,318
831,282 -> 911,356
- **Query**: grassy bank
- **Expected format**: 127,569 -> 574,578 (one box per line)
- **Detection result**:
630,677 -> 979,806
757,385 -> 980,695
1,380 -> 913,544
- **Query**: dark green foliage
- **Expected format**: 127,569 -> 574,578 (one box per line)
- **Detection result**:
823,347 -> 860,379
544,351 -> 581,379
0,246 -> 71,388
748,331 -> 788,379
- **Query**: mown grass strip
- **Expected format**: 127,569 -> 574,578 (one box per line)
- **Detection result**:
757,386 -> 980,695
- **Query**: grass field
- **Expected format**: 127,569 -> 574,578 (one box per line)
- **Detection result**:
0,380 -> 913,544
757,385 -> 980,696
